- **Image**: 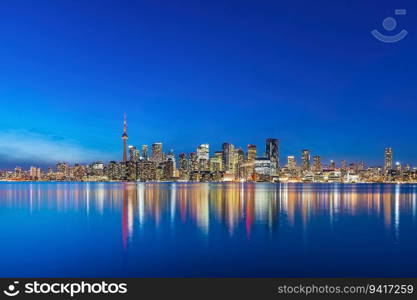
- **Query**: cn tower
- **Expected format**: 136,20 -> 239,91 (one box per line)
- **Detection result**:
122,114 -> 128,162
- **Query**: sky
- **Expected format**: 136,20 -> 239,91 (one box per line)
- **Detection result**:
0,0 -> 416,168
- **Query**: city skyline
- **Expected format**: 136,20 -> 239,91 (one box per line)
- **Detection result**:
0,1 -> 416,168
0,115 -> 410,170
0,113 -> 414,170
0,115 -> 415,184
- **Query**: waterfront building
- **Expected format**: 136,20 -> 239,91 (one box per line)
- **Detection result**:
197,144 -> 209,161
266,138 -> 279,170
247,144 -> 257,161
189,152 -> 199,172
151,143 -> 164,163
287,155 -> 296,169
313,155 -> 322,172
384,147 -> 393,172
222,143 -> 234,173
210,152 -> 223,173
129,146 -> 140,162
254,158 -> 272,181
138,161 -> 157,181
141,145 -> 148,160
330,160 -> 336,171
301,150 -> 310,171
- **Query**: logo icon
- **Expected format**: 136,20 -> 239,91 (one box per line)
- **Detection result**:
371,9 -> 408,43
3,282 -> 20,297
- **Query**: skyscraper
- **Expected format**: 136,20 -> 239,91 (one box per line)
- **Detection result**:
384,147 -> 393,172
151,143 -> 164,163
129,146 -> 140,162
266,138 -> 279,169
247,144 -> 257,161
197,144 -> 209,161
301,150 -> 310,171
222,143 -> 234,173
141,145 -> 148,160
122,114 -> 128,162
287,155 -> 296,169
341,160 -> 347,171
313,155 -> 322,172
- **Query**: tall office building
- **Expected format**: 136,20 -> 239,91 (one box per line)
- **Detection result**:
287,155 -> 296,169
197,144 -> 209,161
151,143 -> 164,163
301,150 -> 310,171
129,146 -> 140,162
222,143 -> 234,173
189,152 -> 198,171
166,150 -> 176,173
384,147 -> 393,172
266,138 -> 279,169
210,151 -> 223,172
141,145 -> 148,160
313,155 -> 322,172
247,144 -> 257,161
122,114 -> 128,162
341,160 -> 347,171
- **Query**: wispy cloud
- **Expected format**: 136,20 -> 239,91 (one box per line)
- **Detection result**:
0,130 -> 112,167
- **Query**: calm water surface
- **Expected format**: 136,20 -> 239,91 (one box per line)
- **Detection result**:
0,182 -> 416,277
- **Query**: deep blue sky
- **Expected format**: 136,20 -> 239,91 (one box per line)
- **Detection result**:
0,0 -> 416,168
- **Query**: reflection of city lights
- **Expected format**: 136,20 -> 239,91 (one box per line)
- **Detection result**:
2,182 -> 414,249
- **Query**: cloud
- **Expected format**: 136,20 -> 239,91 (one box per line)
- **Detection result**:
0,130 -> 112,167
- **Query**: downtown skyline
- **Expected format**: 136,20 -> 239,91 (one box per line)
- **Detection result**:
0,114 -> 416,184
0,114 -> 413,171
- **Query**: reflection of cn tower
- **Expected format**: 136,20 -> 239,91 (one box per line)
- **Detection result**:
122,186 -> 128,250
121,184 -> 136,250
121,113 -> 128,162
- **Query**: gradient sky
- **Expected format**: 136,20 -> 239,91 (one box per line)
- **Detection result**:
0,0 -> 416,168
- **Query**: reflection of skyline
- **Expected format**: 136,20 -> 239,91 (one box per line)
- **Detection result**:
1,183 -> 416,249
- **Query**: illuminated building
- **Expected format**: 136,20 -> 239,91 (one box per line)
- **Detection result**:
129,145 -> 140,162
164,156 -> 175,180
254,158 -> 272,180
56,162 -> 69,175
107,161 -> 121,180
330,160 -> 336,170
178,153 -> 189,180
313,155 -> 322,172
301,150 -> 310,171
210,151 -> 223,172
384,147 -> 393,172
122,114 -> 128,162
29,166 -> 41,179
189,152 -> 199,171
178,153 -> 188,170
287,155 -> 296,169
247,144 -> 257,161
141,145 -> 148,160
151,143 -> 164,163
138,161 -> 157,181
236,148 -> 245,179
341,160 -> 347,171
90,161 -> 104,177
396,161 -> 402,172
197,144 -> 209,161
266,138 -> 279,170
222,143 -> 234,173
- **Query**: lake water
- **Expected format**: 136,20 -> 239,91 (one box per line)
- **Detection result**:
0,182 -> 416,277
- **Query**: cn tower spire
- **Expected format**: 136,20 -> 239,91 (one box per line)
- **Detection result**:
122,113 -> 128,162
